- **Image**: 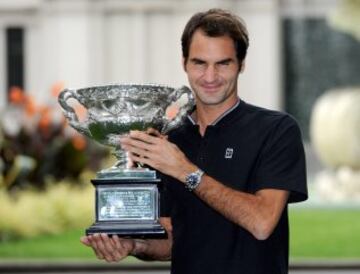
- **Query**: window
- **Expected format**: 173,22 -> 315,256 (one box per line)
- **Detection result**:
6,27 -> 24,96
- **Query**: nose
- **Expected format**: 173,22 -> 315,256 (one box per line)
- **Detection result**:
203,65 -> 217,83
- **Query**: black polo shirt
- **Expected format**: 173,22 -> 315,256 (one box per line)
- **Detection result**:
161,99 -> 307,274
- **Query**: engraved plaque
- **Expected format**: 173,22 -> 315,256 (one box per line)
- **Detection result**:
97,185 -> 157,221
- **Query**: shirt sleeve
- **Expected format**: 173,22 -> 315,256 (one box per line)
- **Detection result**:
251,115 -> 308,203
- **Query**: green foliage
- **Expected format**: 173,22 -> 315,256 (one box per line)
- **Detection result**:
0,178 -> 94,241
0,229 -> 146,265
1,208 -> 360,260
289,208 -> 360,258
0,229 -> 141,263
0,229 -> 94,259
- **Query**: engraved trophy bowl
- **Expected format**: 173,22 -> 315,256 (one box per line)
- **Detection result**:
58,84 -> 194,179
58,84 -> 195,238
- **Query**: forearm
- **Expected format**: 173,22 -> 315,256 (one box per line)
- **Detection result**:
131,238 -> 172,261
176,163 -> 272,239
195,176 -> 262,235
131,218 -> 173,261
193,174 -> 288,240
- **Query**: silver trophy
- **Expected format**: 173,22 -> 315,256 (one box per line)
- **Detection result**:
58,84 -> 194,238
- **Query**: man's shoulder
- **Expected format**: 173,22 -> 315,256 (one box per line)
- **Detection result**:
240,101 -> 299,130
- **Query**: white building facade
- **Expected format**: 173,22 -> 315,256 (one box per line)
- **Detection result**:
0,0 -> 338,110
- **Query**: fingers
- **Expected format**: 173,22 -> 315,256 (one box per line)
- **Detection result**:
121,130 -> 164,164
145,127 -> 161,137
100,233 -> 123,262
121,133 -> 154,157
129,152 -> 151,167
126,152 -> 136,168
130,130 -> 162,144
80,236 -> 91,246
112,235 -> 135,257
119,129 -> 175,173
123,138 -> 153,154
84,234 -> 135,263
86,234 -> 104,260
120,129 -> 167,154
111,234 -> 122,250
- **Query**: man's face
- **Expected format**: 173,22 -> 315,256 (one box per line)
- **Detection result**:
183,30 -> 241,108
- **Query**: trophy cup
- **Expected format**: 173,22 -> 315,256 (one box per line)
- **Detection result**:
58,84 -> 194,238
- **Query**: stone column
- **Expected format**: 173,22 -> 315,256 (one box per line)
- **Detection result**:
39,0 -> 92,93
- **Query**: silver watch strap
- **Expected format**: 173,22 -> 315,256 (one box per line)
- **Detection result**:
185,169 -> 204,191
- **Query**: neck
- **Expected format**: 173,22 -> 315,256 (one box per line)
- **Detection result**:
193,97 -> 239,135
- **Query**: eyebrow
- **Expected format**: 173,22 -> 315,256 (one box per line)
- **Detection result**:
189,58 -> 206,63
216,58 -> 233,65
189,57 -> 235,64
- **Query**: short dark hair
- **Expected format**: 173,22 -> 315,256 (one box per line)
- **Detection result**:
181,9 -> 249,64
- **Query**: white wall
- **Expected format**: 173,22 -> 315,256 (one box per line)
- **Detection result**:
235,1 -> 283,110
0,0 -> 337,110
96,0 -> 284,109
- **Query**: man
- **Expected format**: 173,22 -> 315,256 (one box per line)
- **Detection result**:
81,8 -> 307,274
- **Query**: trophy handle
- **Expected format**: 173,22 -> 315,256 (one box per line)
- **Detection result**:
161,86 -> 195,134
58,88 -> 92,137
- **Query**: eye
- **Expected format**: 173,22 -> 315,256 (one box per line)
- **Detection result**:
218,60 -> 231,66
192,59 -> 206,66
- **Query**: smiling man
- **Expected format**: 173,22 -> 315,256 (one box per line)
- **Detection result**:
81,9 -> 308,274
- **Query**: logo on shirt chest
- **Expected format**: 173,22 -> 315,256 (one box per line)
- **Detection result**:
225,148 -> 234,159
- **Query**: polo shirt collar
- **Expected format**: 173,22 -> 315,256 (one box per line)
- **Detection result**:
187,98 -> 241,126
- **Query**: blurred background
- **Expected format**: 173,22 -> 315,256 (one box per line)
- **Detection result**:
0,0 -> 359,270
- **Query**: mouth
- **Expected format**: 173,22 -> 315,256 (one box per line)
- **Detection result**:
201,83 -> 222,90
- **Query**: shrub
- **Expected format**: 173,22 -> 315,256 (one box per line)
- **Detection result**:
0,84 -> 108,190
0,175 -> 95,241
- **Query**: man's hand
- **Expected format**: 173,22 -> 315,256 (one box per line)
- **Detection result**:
80,218 -> 173,262
80,234 -> 135,262
120,129 -> 197,182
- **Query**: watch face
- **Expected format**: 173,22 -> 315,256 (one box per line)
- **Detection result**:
187,173 -> 199,187
185,170 -> 204,191
188,174 -> 197,184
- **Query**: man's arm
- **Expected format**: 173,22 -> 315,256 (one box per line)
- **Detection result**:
121,131 -> 289,240
80,217 -> 173,262
193,177 -> 289,240
131,217 -> 173,261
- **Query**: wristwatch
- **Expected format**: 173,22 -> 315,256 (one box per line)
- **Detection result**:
185,169 -> 204,191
